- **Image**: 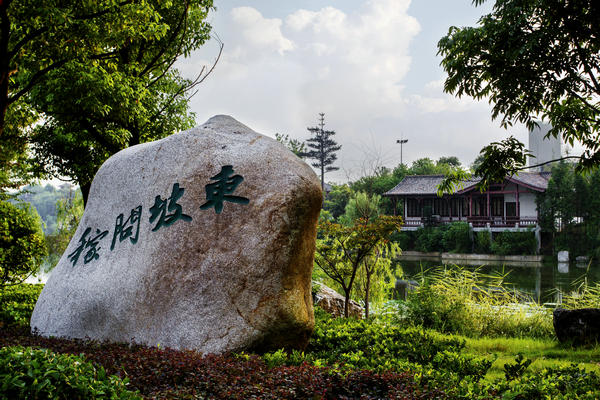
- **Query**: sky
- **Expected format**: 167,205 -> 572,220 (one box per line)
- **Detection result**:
176,0 -> 549,183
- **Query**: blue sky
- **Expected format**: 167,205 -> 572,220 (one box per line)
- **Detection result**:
178,0 -> 539,183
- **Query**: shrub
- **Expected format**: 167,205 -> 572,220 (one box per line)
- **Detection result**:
0,284 -> 43,327
391,230 -> 416,251
492,364 -> 600,399
0,346 -> 140,399
401,266 -> 553,338
415,225 -> 450,252
442,222 -> 472,253
0,201 -> 46,287
491,231 -> 537,255
474,230 -> 491,254
0,326 -> 448,399
304,311 -> 492,383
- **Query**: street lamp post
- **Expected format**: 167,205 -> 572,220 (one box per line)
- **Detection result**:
396,139 -> 408,166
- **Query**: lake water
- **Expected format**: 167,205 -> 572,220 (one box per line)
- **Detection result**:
395,258 -> 600,305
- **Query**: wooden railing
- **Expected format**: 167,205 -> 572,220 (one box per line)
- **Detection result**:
401,217 -> 538,228
467,217 -> 537,228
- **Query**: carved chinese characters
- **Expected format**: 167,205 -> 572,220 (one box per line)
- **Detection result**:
69,167 -> 249,267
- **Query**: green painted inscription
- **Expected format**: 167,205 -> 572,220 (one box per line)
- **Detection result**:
200,165 -> 249,214
149,182 -> 192,231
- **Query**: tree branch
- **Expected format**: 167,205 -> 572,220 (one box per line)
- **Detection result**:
8,27 -> 48,59
138,0 -> 189,78
7,58 -> 69,105
513,155 -> 583,172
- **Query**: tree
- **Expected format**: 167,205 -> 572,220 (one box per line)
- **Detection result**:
437,156 -> 461,169
339,191 -> 381,226
28,1 -> 218,204
323,184 -> 352,219
337,191 -> 399,318
0,1 -> 169,193
303,113 -> 342,191
275,133 -> 306,158
0,201 -> 46,287
438,0 -> 600,187
315,215 -> 401,317
44,189 -> 83,271
355,239 -> 400,318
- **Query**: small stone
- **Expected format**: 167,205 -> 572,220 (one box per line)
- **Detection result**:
557,250 -> 569,262
312,282 -> 363,319
553,308 -> 600,346
31,115 -> 322,354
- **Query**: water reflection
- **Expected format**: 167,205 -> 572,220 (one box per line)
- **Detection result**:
395,257 -> 600,305
557,262 -> 569,274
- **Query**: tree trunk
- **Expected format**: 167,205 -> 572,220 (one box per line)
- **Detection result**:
80,181 -> 91,208
343,289 -> 351,318
364,271 -> 371,319
0,3 -> 11,140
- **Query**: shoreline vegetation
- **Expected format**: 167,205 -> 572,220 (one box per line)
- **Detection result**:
3,271 -> 600,399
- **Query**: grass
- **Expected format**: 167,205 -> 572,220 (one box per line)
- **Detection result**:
460,335 -> 600,381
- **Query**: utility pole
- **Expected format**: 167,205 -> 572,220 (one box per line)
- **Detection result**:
396,138 -> 408,166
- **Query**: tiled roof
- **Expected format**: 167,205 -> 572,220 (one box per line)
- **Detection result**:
510,171 -> 551,190
384,175 -> 453,196
384,172 -> 551,196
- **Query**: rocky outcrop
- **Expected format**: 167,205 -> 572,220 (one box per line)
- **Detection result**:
31,115 -> 322,354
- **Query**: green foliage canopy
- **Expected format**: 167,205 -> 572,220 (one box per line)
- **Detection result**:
438,0 -> 600,185
0,201 -> 46,287
28,0 -> 216,204
0,0 -> 170,193
275,133 -> 306,158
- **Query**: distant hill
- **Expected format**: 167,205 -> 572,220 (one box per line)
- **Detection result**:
14,184 -> 80,234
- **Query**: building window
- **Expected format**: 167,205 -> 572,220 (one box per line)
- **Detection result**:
406,198 -> 419,217
451,198 -> 460,217
473,197 -> 487,216
462,198 -> 469,216
492,197 -> 504,217
434,198 -> 449,216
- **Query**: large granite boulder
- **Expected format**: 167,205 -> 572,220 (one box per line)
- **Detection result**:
31,115 -> 322,354
553,308 -> 600,346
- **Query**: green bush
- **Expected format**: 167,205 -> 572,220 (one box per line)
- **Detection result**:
415,225 -> 450,252
0,284 -> 43,327
391,230 -> 416,251
400,267 -> 553,338
474,230 -> 492,254
491,230 -> 537,255
296,308 -> 493,384
0,346 -> 141,399
491,363 -> 600,399
0,201 -> 47,287
442,222 -> 472,253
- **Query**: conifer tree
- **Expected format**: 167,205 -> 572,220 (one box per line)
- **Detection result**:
303,113 -> 341,191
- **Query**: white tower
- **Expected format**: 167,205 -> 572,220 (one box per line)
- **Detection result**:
528,122 -> 561,171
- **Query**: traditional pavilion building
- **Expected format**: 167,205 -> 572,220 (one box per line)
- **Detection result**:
383,172 -> 551,231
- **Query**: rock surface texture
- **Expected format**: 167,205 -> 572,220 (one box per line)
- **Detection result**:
553,308 -> 600,346
313,283 -> 363,319
31,115 -> 322,353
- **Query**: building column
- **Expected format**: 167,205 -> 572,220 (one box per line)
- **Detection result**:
469,194 -> 472,217
516,186 -> 520,222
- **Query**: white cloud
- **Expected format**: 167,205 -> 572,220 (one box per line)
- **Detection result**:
179,1 -> 524,181
230,7 -> 293,57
